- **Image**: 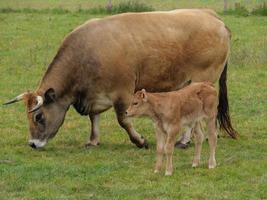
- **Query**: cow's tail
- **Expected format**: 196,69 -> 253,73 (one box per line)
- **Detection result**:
217,62 -> 238,139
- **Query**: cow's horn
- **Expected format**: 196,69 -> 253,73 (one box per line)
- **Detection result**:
3,93 -> 27,105
28,96 -> 44,113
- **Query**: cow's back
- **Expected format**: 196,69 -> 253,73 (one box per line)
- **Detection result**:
45,9 -> 230,100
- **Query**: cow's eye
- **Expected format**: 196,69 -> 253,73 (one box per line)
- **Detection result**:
34,113 -> 43,123
133,102 -> 138,106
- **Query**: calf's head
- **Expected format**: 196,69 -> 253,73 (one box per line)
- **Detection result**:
126,89 -> 150,117
4,88 -> 68,149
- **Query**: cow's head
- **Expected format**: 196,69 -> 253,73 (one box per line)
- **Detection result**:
126,89 -> 150,118
4,88 -> 69,149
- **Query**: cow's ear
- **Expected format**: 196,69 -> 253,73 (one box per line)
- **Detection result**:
44,88 -> 56,104
141,89 -> 147,102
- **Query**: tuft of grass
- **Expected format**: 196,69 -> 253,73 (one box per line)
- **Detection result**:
89,0 -> 155,14
251,3 -> 267,16
110,0 -> 154,14
223,5 -> 250,16
0,1 -> 154,15
222,2 -> 267,16
224,15 -> 267,67
0,7 -> 71,14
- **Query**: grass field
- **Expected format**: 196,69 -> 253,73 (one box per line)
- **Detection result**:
0,1 -> 267,200
0,0 -> 267,11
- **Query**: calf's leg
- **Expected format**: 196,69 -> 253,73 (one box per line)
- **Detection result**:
85,114 -> 100,148
154,126 -> 166,173
207,117 -> 217,169
164,126 -> 179,176
114,98 -> 148,148
192,122 -> 204,167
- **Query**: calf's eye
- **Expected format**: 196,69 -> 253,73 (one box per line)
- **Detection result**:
133,102 -> 138,106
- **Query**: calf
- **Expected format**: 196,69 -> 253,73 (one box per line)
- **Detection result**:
126,82 -> 218,176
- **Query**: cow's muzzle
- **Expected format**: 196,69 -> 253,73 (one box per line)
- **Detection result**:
28,139 -> 47,149
29,142 -> 37,149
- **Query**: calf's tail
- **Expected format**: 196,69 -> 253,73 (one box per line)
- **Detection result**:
217,62 -> 238,139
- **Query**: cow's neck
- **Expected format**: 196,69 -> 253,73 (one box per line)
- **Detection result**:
37,62 -> 81,108
38,62 -> 96,115
37,43 -> 100,115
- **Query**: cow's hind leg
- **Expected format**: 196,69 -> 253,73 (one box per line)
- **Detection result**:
85,113 -> 100,148
114,98 -> 148,149
192,122 -> 204,167
175,127 -> 192,149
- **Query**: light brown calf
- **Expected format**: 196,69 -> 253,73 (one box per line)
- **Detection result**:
126,82 -> 218,176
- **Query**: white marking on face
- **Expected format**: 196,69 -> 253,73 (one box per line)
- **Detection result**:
29,139 -> 47,148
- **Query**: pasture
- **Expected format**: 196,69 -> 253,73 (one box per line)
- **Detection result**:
0,1 -> 267,199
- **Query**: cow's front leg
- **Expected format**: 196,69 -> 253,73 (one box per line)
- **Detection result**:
114,98 -> 148,149
175,127 -> 192,149
85,113 -> 100,148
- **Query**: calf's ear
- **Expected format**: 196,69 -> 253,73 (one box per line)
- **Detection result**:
141,89 -> 147,102
44,88 -> 56,104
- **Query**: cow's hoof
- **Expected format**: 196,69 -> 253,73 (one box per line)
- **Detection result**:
85,142 -> 100,149
135,141 -> 149,149
143,139 -> 149,149
129,134 -> 149,149
134,136 -> 149,149
175,141 -> 190,149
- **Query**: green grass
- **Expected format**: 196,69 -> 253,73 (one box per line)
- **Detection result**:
0,0 -> 267,12
0,4 -> 267,200
0,1 -> 155,15
1,1 -> 267,16
252,3 -> 267,16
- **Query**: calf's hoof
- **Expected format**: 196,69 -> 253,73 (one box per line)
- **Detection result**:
85,142 -> 100,149
208,160 -> 216,169
192,162 -> 200,168
154,169 -> 160,174
165,171 -> 173,176
208,163 -> 216,169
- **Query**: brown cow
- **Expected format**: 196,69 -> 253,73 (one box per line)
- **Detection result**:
4,9 -> 237,149
126,82 -> 218,176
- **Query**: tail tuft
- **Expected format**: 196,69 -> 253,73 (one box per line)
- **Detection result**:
217,62 -> 238,139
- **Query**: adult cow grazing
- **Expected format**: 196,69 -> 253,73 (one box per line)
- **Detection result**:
4,9 -> 237,149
